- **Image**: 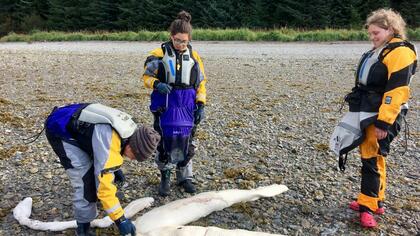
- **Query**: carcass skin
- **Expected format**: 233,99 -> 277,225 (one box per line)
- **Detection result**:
136,184 -> 288,235
142,225 -> 285,236
13,184 -> 287,236
13,197 -> 154,231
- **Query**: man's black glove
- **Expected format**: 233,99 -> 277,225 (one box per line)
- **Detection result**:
114,169 -> 126,184
194,103 -> 205,125
114,170 -> 126,199
155,82 -> 172,94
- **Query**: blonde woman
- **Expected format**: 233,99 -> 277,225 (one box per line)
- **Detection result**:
344,9 -> 417,228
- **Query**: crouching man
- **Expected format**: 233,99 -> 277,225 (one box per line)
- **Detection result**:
44,103 -> 160,236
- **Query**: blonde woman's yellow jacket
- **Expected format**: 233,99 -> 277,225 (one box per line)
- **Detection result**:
355,37 -> 417,130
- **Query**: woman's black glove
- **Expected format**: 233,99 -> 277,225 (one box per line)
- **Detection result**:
155,82 -> 172,94
194,103 -> 205,124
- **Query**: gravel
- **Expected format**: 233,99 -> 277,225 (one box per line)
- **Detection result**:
0,41 -> 419,236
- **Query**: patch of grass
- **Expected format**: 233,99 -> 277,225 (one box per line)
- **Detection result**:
407,28 -> 420,41
194,28 -> 258,41
294,29 -> 369,41
2,28 -> 418,42
257,29 -> 294,41
0,32 -> 27,42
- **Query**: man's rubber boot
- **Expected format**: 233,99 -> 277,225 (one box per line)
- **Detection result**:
360,211 -> 378,228
76,222 -> 95,236
158,170 -> 171,197
179,179 -> 196,193
349,201 -> 385,215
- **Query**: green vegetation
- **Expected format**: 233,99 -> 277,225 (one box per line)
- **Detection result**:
1,1 -> 419,37
0,30 -> 168,42
2,28 -> 419,42
408,28 -> 420,41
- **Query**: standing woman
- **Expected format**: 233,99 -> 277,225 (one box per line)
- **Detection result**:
142,11 -> 207,196
346,9 -> 417,228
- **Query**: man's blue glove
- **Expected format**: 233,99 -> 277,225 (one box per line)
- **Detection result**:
155,82 -> 172,94
194,103 -> 205,125
116,217 -> 136,236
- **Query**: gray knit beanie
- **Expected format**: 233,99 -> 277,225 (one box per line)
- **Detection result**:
129,126 -> 160,162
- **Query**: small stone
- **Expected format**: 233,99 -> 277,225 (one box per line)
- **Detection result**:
302,219 -> 311,229
315,190 -> 324,200
33,200 -> 44,208
43,172 -> 52,179
301,204 -> 312,214
288,224 -> 301,230
49,207 -> 58,215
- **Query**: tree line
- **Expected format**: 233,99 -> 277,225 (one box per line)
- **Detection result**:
0,0 -> 418,36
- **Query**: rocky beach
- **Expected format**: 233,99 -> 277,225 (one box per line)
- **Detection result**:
0,41 -> 419,235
